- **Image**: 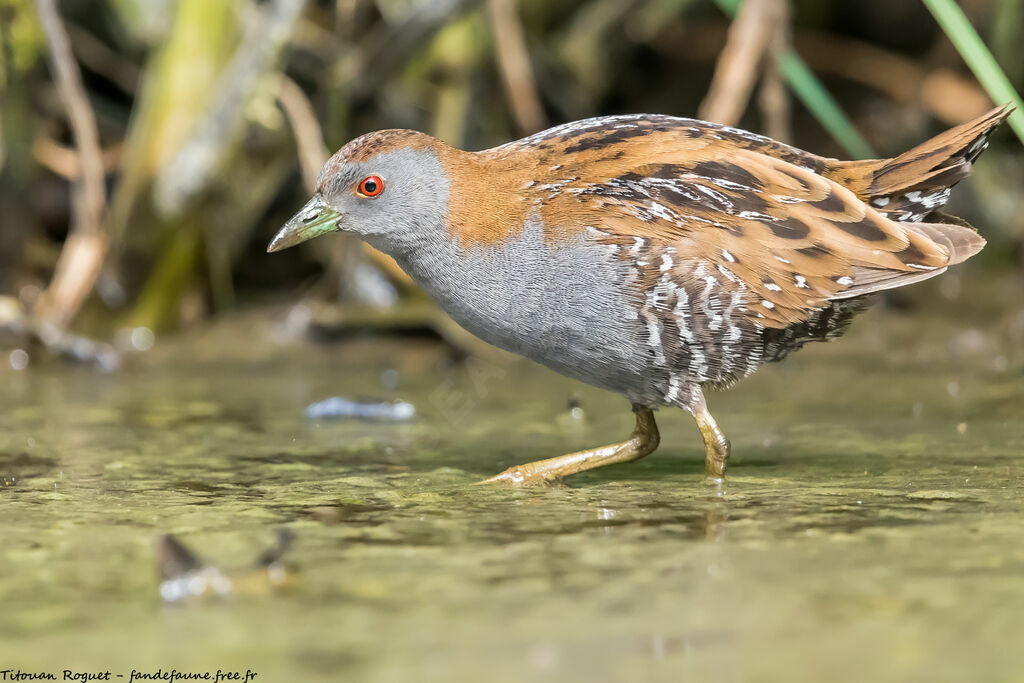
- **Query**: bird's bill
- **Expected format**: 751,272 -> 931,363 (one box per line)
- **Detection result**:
266,194 -> 342,253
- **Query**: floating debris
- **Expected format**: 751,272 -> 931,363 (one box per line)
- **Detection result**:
156,528 -> 297,604
304,396 -> 415,421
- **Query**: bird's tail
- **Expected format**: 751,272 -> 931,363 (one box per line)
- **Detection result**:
826,104 -> 1013,222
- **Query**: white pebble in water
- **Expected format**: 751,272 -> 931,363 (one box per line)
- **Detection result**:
9,349 -> 29,371
131,326 -> 155,351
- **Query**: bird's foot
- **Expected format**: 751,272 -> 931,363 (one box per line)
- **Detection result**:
476,405 -> 659,486
475,463 -> 565,487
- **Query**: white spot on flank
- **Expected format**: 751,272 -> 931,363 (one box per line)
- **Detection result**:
871,196 -> 890,207
651,271 -> 675,309
794,275 -> 809,288
672,284 -> 695,341
762,301 -> 775,309
643,314 -> 666,364
629,237 -> 647,256
665,374 -> 683,403
764,282 -> 782,292
722,249 -> 736,262
905,191 -> 922,202
775,256 -> 791,264
660,254 -> 673,271
837,276 -> 854,286
698,265 -> 724,333
908,263 -> 937,270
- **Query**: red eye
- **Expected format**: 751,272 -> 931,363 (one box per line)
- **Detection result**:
357,175 -> 384,197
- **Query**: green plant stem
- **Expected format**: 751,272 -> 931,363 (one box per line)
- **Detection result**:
922,0 -> 1024,145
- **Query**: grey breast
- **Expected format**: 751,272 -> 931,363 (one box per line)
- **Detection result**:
393,216 -> 666,403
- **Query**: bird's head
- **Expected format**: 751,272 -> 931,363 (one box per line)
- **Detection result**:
267,130 -> 452,256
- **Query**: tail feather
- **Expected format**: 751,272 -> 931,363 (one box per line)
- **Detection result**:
904,220 -> 986,266
833,220 -> 986,300
825,104 -> 1013,222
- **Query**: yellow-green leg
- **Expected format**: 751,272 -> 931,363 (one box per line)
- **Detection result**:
691,393 -> 730,479
477,404 -> 660,486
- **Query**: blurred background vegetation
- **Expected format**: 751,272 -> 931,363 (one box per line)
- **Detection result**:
0,0 -> 1022,369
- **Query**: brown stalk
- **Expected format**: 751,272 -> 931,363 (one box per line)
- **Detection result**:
487,0 -> 546,134
673,20 -> 991,127
32,136 -> 122,179
34,0 -> 108,330
276,75 -> 328,193
698,0 -> 783,126
758,0 -> 791,142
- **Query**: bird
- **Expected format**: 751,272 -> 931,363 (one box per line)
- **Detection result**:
268,104 -> 1011,485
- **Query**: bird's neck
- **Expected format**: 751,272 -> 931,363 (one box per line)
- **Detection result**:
436,148 -> 537,249
366,144 -> 554,286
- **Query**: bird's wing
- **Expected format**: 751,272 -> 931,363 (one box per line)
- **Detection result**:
550,147 -> 981,330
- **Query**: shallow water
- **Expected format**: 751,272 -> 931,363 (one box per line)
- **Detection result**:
2,276 -> 1023,682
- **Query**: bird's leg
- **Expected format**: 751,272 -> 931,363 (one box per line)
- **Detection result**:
477,404 -> 660,486
687,388 -> 731,479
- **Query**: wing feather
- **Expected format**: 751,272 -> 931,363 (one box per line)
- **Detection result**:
551,147 -> 972,329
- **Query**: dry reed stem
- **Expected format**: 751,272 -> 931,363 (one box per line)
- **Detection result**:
758,0 -> 791,141
35,0 -> 108,329
276,75 -> 328,193
33,137 -> 122,179
666,21 -> 991,127
698,0 -> 783,125
487,0 -> 546,134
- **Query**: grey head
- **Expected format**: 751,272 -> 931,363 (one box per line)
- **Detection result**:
267,130 -> 451,257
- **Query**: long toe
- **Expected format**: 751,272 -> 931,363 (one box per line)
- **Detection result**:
475,466 -> 563,487
475,468 -> 522,486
